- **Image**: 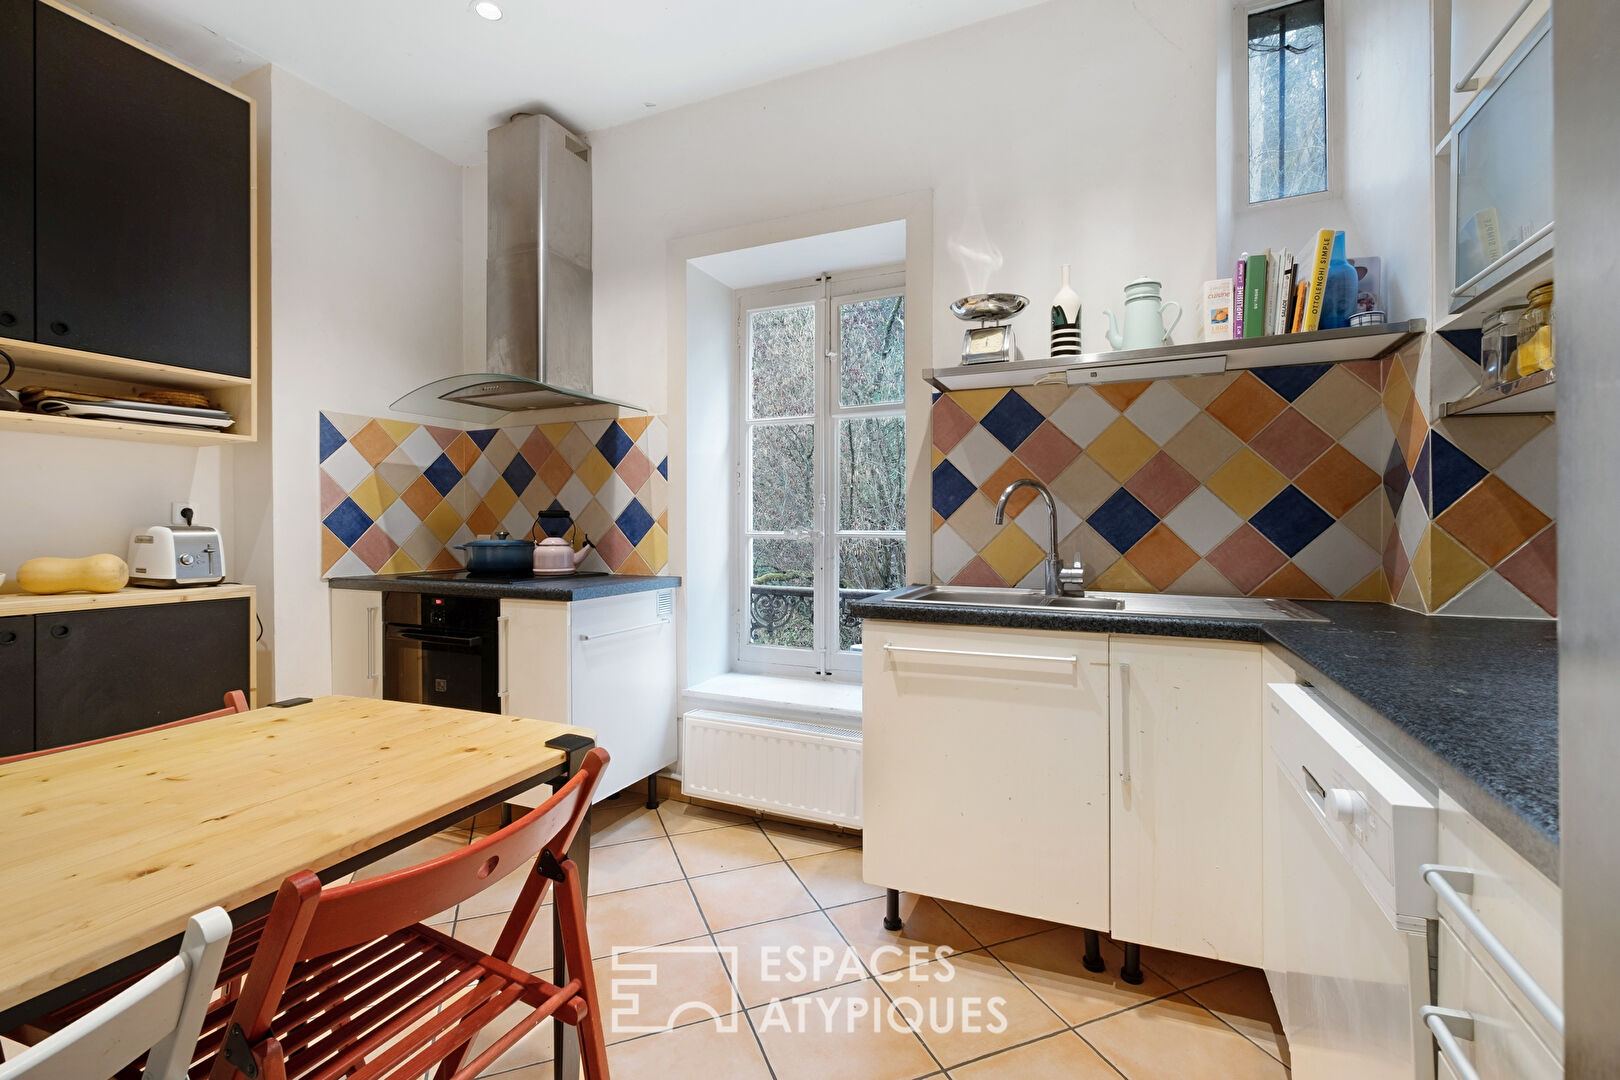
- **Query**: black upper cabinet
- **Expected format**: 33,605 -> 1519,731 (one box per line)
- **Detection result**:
33,4 -> 251,378
0,0 -> 34,341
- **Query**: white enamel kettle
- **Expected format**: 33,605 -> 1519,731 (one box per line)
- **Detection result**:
1103,277 -> 1182,351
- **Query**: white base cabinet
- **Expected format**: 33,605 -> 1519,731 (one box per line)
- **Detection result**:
329,588 -> 382,698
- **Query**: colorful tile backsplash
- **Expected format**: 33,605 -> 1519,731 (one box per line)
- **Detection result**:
931,349 -> 1556,617
318,411 -> 669,578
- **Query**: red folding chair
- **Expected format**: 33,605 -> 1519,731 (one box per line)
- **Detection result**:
198,745 -> 611,1080
0,690 -> 250,765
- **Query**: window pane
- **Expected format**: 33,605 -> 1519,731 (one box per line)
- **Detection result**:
751,423 -> 814,532
749,305 -> 815,419
1248,0 -> 1326,203
837,416 -> 905,531
839,295 -> 905,407
750,538 -> 814,648
838,536 -> 905,651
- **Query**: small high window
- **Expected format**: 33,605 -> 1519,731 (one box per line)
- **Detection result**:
1248,0 -> 1327,203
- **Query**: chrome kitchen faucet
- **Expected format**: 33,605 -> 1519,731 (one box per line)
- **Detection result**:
993,478 -> 1086,597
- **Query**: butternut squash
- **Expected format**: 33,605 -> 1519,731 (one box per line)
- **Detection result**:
17,554 -> 130,595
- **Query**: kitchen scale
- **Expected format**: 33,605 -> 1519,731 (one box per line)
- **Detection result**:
951,293 -> 1027,365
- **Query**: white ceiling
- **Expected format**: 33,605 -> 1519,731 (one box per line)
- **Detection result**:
72,0 -> 1047,164
690,221 -> 906,289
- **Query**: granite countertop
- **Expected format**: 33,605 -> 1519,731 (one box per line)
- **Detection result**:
851,592 -> 1560,880
328,573 -> 681,602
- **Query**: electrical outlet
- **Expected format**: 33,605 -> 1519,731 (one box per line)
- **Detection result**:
171,501 -> 196,526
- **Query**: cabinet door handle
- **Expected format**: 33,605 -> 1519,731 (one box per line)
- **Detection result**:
48,320 -> 69,336
1449,221 -> 1554,298
1452,0 -> 1534,92
881,643 -> 1078,665
1118,660 -> 1132,785
497,615 -> 511,708
578,619 -> 669,643
365,605 -> 379,682
1422,864 -> 1564,1033
49,624 -> 70,640
1420,1006 -> 1481,1080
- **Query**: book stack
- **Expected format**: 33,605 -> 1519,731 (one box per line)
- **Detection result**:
1201,231 -> 1383,342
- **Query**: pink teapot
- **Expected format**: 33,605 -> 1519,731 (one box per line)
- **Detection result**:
532,535 -> 591,572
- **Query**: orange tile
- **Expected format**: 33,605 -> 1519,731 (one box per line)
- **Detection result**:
537,449 -> 574,495
1252,562 -> 1331,600
1094,380 -> 1153,412
426,548 -> 462,571
1396,398 -> 1427,471
447,431 -> 481,474
1087,417 -> 1159,482
1125,524 -> 1200,590
1296,445 -> 1381,517
1206,373 -> 1287,441
320,526 -> 346,575
465,504 -> 500,537
349,420 -> 399,466
981,456 -> 1039,515
400,475 -> 444,519
617,549 -> 652,575
1382,357 -> 1413,430
1435,475 -> 1552,566
617,415 -> 654,440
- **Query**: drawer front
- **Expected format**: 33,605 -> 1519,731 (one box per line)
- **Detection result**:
1436,791 -> 1562,1053
861,620 -> 1110,928
1436,920 -> 1562,1078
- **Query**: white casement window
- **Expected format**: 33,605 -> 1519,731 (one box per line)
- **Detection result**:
1245,0 -> 1329,203
735,267 -> 906,677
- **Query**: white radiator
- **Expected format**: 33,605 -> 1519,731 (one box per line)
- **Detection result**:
681,710 -> 862,827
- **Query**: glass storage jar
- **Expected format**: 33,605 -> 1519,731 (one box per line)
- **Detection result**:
1515,281 -> 1554,377
1482,304 -> 1528,386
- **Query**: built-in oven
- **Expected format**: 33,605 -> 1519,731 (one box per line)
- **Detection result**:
382,592 -> 500,712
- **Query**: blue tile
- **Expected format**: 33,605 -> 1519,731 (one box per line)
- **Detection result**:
596,422 -> 635,467
932,460 -> 977,519
1429,432 -> 1487,516
323,498 -> 373,547
979,391 -> 1045,451
468,427 -> 498,450
423,452 -> 462,496
1250,486 -> 1334,557
1413,435 -> 1433,514
1383,445 -> 1409,511
616,500 -> 655,547
539,499 -> 573,537
318,413 -> 345,462
502,453 -> 536,495
1252,364 -> 1331,402
1089,489 -> 1159,553
657,457 -> 669,479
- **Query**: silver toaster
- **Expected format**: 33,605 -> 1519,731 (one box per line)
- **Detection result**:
127,524 -> 227,587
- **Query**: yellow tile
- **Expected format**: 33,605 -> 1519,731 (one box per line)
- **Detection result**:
1412,526 -> 1435,610
483,478 -> 519,519
423,499 -> 463,543
1429,525 -> 1488,608
948,388 -> 1008,422
1205,448 -> 1288,517
375,418 -> 420,444
980,527 -> 1045,585
1090,558 -> 1154,592
348,473 -> 397,519
1341,568 -> 1391,603
575,448 -> 614,493
931,446 -> 944,468
539,422 -> 575,445
1382,357 -> 1413,431
617,415 -> 654,440
636,523 -> 668,572
379,549 -> 421,575
1087,417 -> 1158,482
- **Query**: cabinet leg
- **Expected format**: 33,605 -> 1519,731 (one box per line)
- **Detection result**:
1082,928 -> 1106,973
645,774 -> 660,811
1119,941 -> 1144,985
883,888 -> 904,931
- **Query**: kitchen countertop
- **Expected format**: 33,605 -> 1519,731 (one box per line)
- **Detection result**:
328,572 -> 681,601
851,592 -> 1560,880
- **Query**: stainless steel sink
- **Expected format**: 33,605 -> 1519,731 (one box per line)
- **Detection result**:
884,585 -> 1327,622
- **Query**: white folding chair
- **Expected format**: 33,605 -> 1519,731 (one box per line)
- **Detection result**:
0,906 -> 231,1080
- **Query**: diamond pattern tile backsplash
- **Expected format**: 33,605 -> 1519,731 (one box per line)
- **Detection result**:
932,348 -> 1556,617
319,411 -> 669,578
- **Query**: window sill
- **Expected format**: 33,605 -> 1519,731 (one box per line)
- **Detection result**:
682,672 -> 862,727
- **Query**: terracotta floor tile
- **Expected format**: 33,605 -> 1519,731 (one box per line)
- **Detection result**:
1128,942 -> 1240,990
452,910 -> 553,974
593,936 -> 743,1043
689,861 -> 818,932
1185,967 -> 1289,1066
670,824 -> 782,877
947,1030 -> 1119,1080
889,950 -> 1064,1067
759,819 -> 861,860
658,800 -> 754,835
825,894 -> 979,975
587,881 -> 709,958
789,848 -> 885,907
587,836 -> 683,895
991,928 -> 1173,1025
602,1015 -> 772,1080
592,799 -> 667,847
749,980 -> 939,1080
464,1003 -> 554,1074
1079,992 -> 1289,1079
715,911 -> 868,1007
932,901 -> 1054,947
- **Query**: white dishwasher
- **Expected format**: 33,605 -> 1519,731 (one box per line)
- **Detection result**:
1264,683 -> 1438,1080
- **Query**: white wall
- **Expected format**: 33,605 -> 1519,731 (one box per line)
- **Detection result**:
588,0 -> 1219,418
682,265 -> 736,686
245,66 -> 465,697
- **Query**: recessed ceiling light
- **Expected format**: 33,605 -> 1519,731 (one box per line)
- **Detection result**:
472,1 -> 502,20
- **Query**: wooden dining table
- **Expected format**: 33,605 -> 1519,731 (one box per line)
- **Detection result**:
0,694 -> 595,1079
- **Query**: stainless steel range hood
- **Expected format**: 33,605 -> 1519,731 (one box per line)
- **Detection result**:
393,113 -> 641,423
